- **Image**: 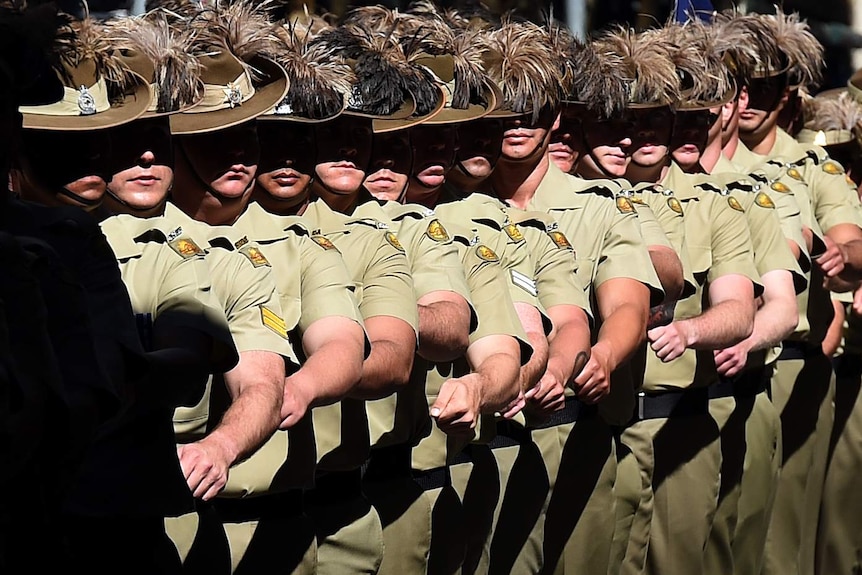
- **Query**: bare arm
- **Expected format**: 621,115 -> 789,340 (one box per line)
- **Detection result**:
575,278 -> 649,404
822,299 -> 846,358
713,269 -> 798,377
526,304 -> 591,415
514,301 -> 549,393
279,316 -> 366,429
349,315 -> 416,400
417,290 -> 471,363
649,274 -> 755,362
820,224 -> 862,282
649,246 -> 685,303
431,333 -> 521,435
178,349 -> 285,501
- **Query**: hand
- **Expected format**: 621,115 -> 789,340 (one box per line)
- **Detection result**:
647,302 -> 676,330
525,366 -> 567,416
430,374 -> 482,436
278,376 -> 311,430
500,388 -> 526,420
177,439 -> 231,501
816,235 -> 847,279
713,341 -> 750,378
648,321 -> 690,362
572,345 -> 611,404
853,287 -> 862,316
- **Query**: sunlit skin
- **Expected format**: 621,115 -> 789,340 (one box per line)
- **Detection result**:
105,116 -> 173,217
447,117 -> 504,193
364,129 -> 411,202
626,106 -> 674,172
738,78 -> 790,153
500,109 -> 556,163
548,110 -> 586,174
576,116 -> 633,179
404,124 -> 458,204
254,120 -> 315,212
670,109 -> 721,173
309,115 -> 373,213
171,121 -> 260,224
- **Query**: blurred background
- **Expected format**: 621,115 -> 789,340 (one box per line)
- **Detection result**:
71,0 -> 862,92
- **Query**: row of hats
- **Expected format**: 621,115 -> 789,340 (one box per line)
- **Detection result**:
15,1 -> 828,135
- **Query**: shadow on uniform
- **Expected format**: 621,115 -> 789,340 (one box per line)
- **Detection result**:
779,353 -> 832,462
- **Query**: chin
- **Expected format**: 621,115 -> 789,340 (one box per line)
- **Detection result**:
211,179 -> 252,199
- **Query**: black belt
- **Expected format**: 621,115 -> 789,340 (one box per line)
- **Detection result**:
834,353 -> 862,377
411,449 -> 472,492
529,397 -> 597,429
490,419 -> 531,449
362,444 -> 412,481
210,490 -> 303,523
307,469 -> 362,503
633,387 -> 709,421
778,340 -> 820,361
708,366 -> 771,400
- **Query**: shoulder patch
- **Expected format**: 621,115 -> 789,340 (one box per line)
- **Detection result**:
667,197 -> 684,215
234,236 -> 249,249
548,230 -> 573,250
510,269 -> 538,296
787,167 -> 804,181
311,235 -> 338,251
260,306 -> 288,339
727,196 -> 745,213
168,237 -> 205,259
771,181 -> 790,193
755,192 -> 775,209
504,223 -> 524,242
385,231 -> 405,253
823,161 -> 845,175
426,219 -> 451,242
616,196 -> 635,214
239,245 -> 271,268
475,244 -> 499,262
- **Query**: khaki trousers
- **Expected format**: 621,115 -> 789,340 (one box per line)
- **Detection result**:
609,422 -> 655,575
763,353 -> 834,575
816,354 -> 862,575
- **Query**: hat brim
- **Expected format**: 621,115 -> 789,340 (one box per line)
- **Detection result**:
21,76 -> 151,131
169,57 -> 289,135
797,128 -> 855,147
424,81 -> 498,125
371,86 -> 446,133
675,82 -> 738,112
257,103 -> 345,124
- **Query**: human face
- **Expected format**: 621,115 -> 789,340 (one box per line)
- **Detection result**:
580,116 -> 633,177
627,107 -> 673,168
256,121 -> 315,201
500,108 -> 556,162
738,78 -> 788,137
20,129 -> 112,208
670,109 -> 719,170
454,117 -> 504,180
313,115 -> 373,195
410,124 -> 458,190
364,130 -> 411,201
106,116 -> 173,211
549,109 -> 585,174
177,121 -> 260,198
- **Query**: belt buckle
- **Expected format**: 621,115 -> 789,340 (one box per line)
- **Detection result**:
637,392 -> 646,420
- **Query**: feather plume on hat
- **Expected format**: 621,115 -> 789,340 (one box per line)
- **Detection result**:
68,16 -> 140,101
190,0 -> 280,65
269,18 -> 353,120
803,92 -> 862,132
759,8 -> 824,89
708,10 -> 772,85
405,0 -> 479,31
482,16 -> 564,122
539,13 -> 581,100
594,26 -> 680,108
105,15 -> 202,114
568,39 -> 627,118
666,20 -> 734,107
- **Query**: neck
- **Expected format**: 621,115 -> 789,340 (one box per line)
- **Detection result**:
723,128 -> 740,160
172,155 -> 251,226
404,182 -> 441,209
625,157 -> 669,184
251,186 -> 309,217
446,166 -> 481,195
310,181 -> 359,215
699,136 -> 723,174
741,124 -> 778,156
102,191 -> 166,219
488,152 -> 547,210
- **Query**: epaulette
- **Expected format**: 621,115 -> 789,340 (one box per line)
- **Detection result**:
694,181 -> 724,195
345,217 -> 390,230
725,179 -> 756,193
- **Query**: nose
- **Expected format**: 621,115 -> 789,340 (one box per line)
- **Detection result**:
339,145 -> 357,158
619,137 -> 633,148
139,150 -> 155,167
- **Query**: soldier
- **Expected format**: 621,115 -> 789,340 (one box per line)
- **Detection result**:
797,86 -> 862,575
734,12 -> 862,575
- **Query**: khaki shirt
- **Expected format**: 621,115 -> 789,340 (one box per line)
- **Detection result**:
528,163 -> 664,421
302,199 -> 418,471
163,203 -> 298,443
412,220 -> 532,471
638,163 -> 761,392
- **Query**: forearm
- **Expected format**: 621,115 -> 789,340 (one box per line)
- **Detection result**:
649,247 -> 685,303
521,329 -> 549,392
594,302 -> 647,372
838,239 -> 862,281
289,339 -> 363,407
205,381 -> 282,466
745,298 -> 798,352
351,340 -> 414,400
417,299 -> 471,362
677,299 -> 754,350
547,317 -> 591,386
475,352 -> 522,413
